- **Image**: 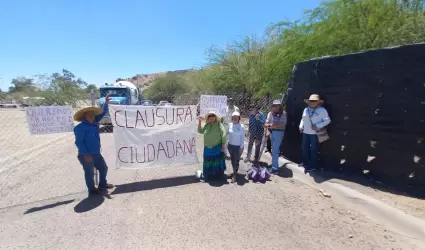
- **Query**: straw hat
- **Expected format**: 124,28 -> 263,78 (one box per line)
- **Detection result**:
204,110 -> 221,122
304,94 -> 324,104
74,107 -> 103,122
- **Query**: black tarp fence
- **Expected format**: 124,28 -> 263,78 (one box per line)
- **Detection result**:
281,43 -> 425,187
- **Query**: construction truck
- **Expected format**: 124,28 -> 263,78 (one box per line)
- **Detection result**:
97,81 -> 142,126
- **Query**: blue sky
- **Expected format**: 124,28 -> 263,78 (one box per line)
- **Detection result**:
0,0 -> 322,90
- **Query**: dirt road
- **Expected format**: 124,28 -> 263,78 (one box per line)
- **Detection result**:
0,110 -> 423,249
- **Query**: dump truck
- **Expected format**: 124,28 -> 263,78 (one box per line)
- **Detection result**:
97,81 -> 142,126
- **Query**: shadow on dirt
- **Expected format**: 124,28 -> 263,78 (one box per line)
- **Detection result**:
277,163 -> 294,178
24,199 -> 75,215
235,173 -> 249,186
110,175 -> 197,195
74,195 -> 105,213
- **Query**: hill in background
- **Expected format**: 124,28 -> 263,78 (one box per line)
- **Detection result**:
116,69 -> 191,91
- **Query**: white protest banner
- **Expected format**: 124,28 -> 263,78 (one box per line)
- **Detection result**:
199,95 -> 227,117
25,106 -> 74,135
109,105 -> 198,168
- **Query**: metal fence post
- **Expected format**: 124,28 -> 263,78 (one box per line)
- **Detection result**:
90,89 -> 99,186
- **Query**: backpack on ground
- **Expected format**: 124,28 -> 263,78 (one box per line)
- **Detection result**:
246,165 -> 271,183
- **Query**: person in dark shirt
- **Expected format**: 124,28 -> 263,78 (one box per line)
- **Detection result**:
74,94 -> 114,195
244,105 -> 265,163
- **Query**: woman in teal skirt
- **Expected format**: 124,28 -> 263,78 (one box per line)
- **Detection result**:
198,111 -> 227,182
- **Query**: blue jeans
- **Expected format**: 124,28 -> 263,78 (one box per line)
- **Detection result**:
271,130 -> 284,170
302,133 -> 319,169
77,154 -> 108,192
246,132 -> 263,161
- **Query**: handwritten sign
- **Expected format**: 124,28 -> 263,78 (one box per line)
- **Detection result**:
109,105 -> 198,168
25,106 -> 74,135
199,95 -> 227,117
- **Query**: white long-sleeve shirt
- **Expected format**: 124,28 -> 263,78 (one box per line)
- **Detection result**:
227,123 -> 245,148
299,107 -> 331,135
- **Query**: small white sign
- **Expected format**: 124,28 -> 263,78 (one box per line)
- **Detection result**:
199,95 -> 227,117
25,106 -> 74,135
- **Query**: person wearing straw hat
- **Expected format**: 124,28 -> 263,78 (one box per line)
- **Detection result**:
299,94 -> 331,172
74,93 -> 114,195
198,110 -> 227,183
226,111 -> 245,183
264,100 -> 287,174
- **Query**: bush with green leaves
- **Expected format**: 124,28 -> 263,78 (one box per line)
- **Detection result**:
148,0 -> 425,102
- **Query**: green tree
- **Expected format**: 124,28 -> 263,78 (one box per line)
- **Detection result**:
0,88 -> 7,102
38,69 -> 89,106
8,77 -> 37,94
184,0 -> 424,100
85,83 -> 99,97
144,73 -> 190,103
261,0 -> 425,94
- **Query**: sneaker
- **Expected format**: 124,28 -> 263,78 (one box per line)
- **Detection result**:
244,157 -> 251,163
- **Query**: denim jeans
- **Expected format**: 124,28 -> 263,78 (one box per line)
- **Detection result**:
77,154 -> 108,192
246,133 -> 263,161
271,130 -> 284,170
302,133 -> 319,169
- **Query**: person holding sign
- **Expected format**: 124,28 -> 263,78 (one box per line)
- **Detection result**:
198,111 -> 227,183
74,94 -> 114,195
264,100 -> 287,174
226,111 -> 245,183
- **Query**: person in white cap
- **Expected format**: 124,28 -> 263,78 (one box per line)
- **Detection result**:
264,100 -> 287,174
299,94 -> 331,172
226,111 -> 245,183
223,98 -> 239,158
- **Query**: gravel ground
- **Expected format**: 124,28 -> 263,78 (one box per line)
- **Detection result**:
0,110 -> 423,249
